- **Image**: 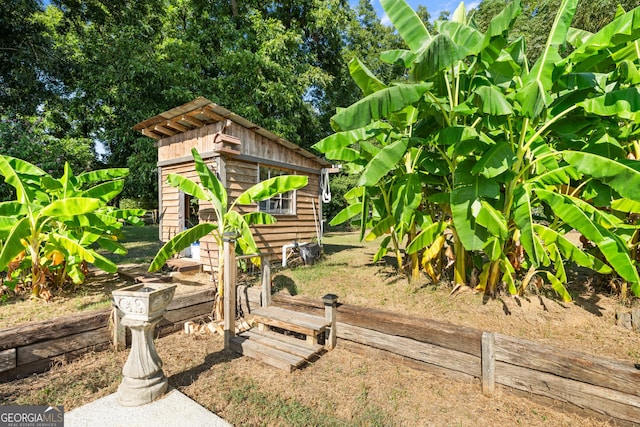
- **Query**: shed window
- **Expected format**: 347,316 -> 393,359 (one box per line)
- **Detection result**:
258,165 -> 295,215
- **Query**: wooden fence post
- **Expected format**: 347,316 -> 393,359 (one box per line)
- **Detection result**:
223,232 -> 237,350
261,254 -> 271,308
323,294 -> 339,350
482,331 -> 495,396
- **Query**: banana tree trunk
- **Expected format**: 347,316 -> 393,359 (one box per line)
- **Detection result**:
452,229 -> 466,286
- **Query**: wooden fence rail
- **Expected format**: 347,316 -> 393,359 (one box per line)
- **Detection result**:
244,290 -> 640,427
0,286 -> 215,382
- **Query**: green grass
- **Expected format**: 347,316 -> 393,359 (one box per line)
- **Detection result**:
102,224 -> 163,265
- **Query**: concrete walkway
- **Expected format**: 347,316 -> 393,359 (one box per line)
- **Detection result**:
65,389 -> 232,427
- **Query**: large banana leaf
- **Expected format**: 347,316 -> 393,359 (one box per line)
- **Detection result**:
533,224 -> 612,273
50,233 -> 96,263
365,216 -> 395,242
349,58 -> 387,96
536,189 -> 639,285
39,197 -> 101,218
566,7 -> 640,69
380,0 -> 431,51
330,83 -> 430,131
84,180 -> 125,203
513,186 -> 542,265
411,34 -> 459,81
312,121 -> 392,154
0,217 -> 30,270
88,250 -> 118,274
578,88 -> 640,122
77,168 -> 129,185
149,223 -> 218,272
379,49 -> 416,67
482,0 -> 522,47
241,212 -> 277,226
436,21 -> 484,58
359,138 -> 409,187
192,148 -> 226,216
236,175 -> 308,204
451,160 -> 500,251
475,201 -> 508,241
392,172 -> 422,225
167,174 -> 212,202
470,141 -> 515,178
563,151 -> 640,202
0,156 -> 31,204
329,202 -> 363,226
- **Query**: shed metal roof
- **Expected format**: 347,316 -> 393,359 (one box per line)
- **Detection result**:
133,97 -> 330,167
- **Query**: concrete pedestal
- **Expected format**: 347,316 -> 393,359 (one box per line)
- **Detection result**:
117,317 -> 167,406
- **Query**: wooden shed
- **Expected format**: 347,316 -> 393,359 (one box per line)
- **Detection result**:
133,97 -> 332,270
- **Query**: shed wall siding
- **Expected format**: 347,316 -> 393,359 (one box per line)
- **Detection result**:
157,123 -> 325,171
157,123 -> 324,270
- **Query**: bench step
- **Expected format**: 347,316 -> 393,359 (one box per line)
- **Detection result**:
250,306 -> 329,337
230,329 -> 324,372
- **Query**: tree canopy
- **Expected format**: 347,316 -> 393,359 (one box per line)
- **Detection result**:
1,0 -> 630,204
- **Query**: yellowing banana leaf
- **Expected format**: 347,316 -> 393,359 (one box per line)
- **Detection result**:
406,221 -> 448,254
545,271 -> 572,302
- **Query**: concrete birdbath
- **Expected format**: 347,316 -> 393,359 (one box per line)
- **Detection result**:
112,283 -> 177,406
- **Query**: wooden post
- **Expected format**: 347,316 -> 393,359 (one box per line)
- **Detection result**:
223,232 -> 237,350
113,307 -> 126,351
261,254 -> 271,308
482,331 -> 495,396
323,294 -> 339,350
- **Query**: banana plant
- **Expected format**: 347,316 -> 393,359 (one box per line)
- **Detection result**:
315,0 -> 640,300
148,148 -> 308,319
0,155 -> 143,299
